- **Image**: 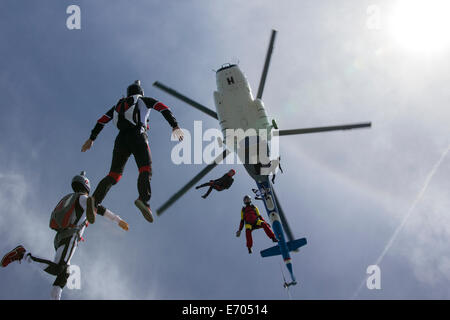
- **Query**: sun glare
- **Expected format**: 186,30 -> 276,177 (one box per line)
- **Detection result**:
389,0 -> 450,54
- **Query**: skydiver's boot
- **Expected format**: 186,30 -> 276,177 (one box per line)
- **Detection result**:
248,247 -> 252,254
86,196 -> 97,224
135,198 -> 154,223
1,245 -> 26,267
272,237 -> 279,243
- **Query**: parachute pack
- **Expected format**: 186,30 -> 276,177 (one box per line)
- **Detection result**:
49,193 -> 80,231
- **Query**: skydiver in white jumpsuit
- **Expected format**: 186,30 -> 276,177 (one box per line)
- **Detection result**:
0,172 -> 128,300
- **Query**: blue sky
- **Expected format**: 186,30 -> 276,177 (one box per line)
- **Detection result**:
0,0 -> 449,299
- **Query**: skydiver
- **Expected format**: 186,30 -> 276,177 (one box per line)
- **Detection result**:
195,169 -> 236,199
0,172 -> 128,300
252,188 -> 266,200
81,80 -> 184,223
255,157 -> 283,184
271,157 -> 283,184
236,195 -> 278,254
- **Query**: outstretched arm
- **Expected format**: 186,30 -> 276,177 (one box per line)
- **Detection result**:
141,97 -> 184,141
97,205 -> 128,231
81,106 -> 115,152
78,195 -> 128,230
98,206 -> 129,231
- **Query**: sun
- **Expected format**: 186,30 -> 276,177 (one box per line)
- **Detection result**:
388,0 -> 450,54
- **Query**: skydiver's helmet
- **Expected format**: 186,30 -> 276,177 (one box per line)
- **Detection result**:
71,171 -> 91,194
243,195 -> 252,205
127,80 -> 144,97
228,169 -> 236,176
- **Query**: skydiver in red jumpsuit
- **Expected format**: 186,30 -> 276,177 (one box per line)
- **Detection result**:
236,195 -> 278,254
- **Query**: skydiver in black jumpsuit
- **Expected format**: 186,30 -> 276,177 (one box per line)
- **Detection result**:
81,80 -> 184,223
195,169 -> 236,199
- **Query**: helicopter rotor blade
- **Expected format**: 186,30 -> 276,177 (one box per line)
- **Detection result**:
153,81 -> 218,119
256,29 -> 277,100
275,122 -> 372,136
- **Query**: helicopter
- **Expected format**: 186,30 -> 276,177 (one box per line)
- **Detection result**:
153,29 -> 371,286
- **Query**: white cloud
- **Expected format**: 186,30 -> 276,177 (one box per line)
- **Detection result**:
0,173 -> 51,254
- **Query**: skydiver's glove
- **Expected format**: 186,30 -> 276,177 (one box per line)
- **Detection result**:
81,139 -> 94,152
236,230 -> 241,237
172,126 -> 184,141
104,209 -> 129,231
118,220 -> 129,231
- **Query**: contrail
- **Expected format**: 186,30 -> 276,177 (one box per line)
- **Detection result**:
351,143 -> 450,299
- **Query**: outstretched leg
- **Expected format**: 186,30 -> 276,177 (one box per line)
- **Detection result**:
23,234 -> 80,300
196,182 -> 211,189
201,186 -> 214,199
25,254 -> 69,299
132,132 -> 154,223
245,228 -> 253,253
260,221 -> 277,242
92,134 -> 131,207
132,132 -> 152,203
